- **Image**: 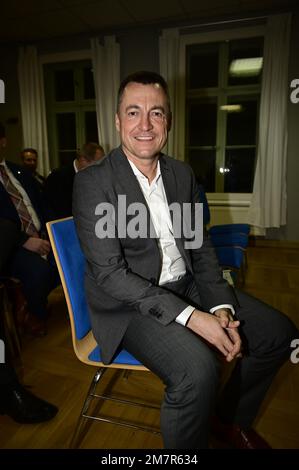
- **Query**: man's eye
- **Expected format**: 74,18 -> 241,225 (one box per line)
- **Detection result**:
151,111 -> 163,118
128,111 -> 138,117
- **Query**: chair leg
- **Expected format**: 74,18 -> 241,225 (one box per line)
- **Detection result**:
69,367 -> 106,448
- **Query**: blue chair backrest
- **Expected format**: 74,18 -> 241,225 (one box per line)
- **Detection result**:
209,223 -> 250,235
214,246 -> 244,270
210,232 -> 249,249
50,218 -> 91,340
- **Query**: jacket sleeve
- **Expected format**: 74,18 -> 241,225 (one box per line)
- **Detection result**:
72,167 -> 189,326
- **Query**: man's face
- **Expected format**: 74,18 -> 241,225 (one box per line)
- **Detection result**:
22,152 -> 37,172
115,82 -> 170,162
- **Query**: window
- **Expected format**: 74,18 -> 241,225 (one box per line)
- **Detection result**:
185,37 -> 263,193
44,60 -> 97,169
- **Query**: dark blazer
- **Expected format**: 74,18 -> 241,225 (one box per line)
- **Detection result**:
0,161 -> 49,244
45,163 -> 75,220
73,147 -> 237,364
0,218 -> 22,273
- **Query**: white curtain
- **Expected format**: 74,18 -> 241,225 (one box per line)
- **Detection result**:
18,46 -> 50,176
248,14 -> 292,228
90,36 -> 120,153
159,28 -> 183,160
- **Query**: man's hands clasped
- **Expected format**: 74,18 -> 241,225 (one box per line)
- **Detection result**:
187,308 -> 242,362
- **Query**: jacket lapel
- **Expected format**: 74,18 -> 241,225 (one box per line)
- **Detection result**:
110,147 -> 158,240
160,155 -> 193,272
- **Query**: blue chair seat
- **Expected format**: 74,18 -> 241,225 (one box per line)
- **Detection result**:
88,345 -> 143,366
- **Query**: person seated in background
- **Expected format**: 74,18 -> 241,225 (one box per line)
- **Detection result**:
0,122 -> 59,336
0,218 -> 58,423
45,142 -> 105,220
21,148 -> 45,190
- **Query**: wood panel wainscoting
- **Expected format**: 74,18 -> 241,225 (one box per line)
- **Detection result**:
0,239 -> 298,449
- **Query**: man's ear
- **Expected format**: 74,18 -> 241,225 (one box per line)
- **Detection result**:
115,113 -> 120,132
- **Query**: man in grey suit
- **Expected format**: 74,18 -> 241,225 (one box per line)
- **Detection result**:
73,71 -> 297,449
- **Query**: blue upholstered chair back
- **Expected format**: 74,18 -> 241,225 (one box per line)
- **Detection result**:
48,217 -> 143,367
50,218 -> 91,340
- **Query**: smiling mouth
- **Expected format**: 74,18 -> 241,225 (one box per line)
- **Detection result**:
135,136 -> 154,141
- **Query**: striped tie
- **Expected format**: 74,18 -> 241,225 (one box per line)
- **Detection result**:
0,165 -> 39,238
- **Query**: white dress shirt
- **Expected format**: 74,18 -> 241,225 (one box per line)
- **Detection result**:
0,160 -> 41,232
128,159 -> 234,325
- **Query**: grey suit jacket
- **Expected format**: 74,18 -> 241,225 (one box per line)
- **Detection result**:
73,146 -> 237,364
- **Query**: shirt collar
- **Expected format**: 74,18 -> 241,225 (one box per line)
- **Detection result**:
128,158 -> 161,184
73,159 -> 79,173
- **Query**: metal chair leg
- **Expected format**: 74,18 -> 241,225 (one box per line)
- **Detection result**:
69,367 -> 106,448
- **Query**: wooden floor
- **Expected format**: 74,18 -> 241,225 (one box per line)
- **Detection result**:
1,240 -> 299,449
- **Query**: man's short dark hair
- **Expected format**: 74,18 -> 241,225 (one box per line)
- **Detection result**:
117,71 -> 171,115
79,142 -> 104,162
0,122 -> 6,139
21,148 -> 38,157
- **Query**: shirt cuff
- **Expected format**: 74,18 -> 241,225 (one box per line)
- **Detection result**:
210,304 -> 235,315
175,305 -> 195,326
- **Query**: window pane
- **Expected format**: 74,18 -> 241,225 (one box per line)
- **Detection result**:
224,148 -> 256,192
85,111 -> 98,142
54,70 -> 75,101
187,43 -> 219,88
56,113 -> 76,150
228,37 -> 263,86
189,149 -> 216,192
188,101 -> 217,146
83,66 -> 95,99
226,99 -> 258,146
59,151 -> 77,167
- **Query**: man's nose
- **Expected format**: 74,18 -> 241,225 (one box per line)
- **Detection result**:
138,113 -> 153,131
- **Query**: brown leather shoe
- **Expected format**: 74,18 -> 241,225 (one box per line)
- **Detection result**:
212,417 -> 271,449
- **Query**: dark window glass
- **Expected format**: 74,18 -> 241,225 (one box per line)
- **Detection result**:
188,101 -> 217,146
226,99 -> 258,146
224,148 -> 256,192
54,70 -> 74,101
228,37 -> 263,86
56,113 -> 76,150
187,43 -> 219,88
85,111 -> 98,142
189,149 -> 216,192
58,151 -> 78,167
83,67 -> 95,99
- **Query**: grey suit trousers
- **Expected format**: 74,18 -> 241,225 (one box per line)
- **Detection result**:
122,275 -> 297,449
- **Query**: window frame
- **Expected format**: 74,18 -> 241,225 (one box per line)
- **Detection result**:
178,25 -> 265,205
41,50 -> 96,169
